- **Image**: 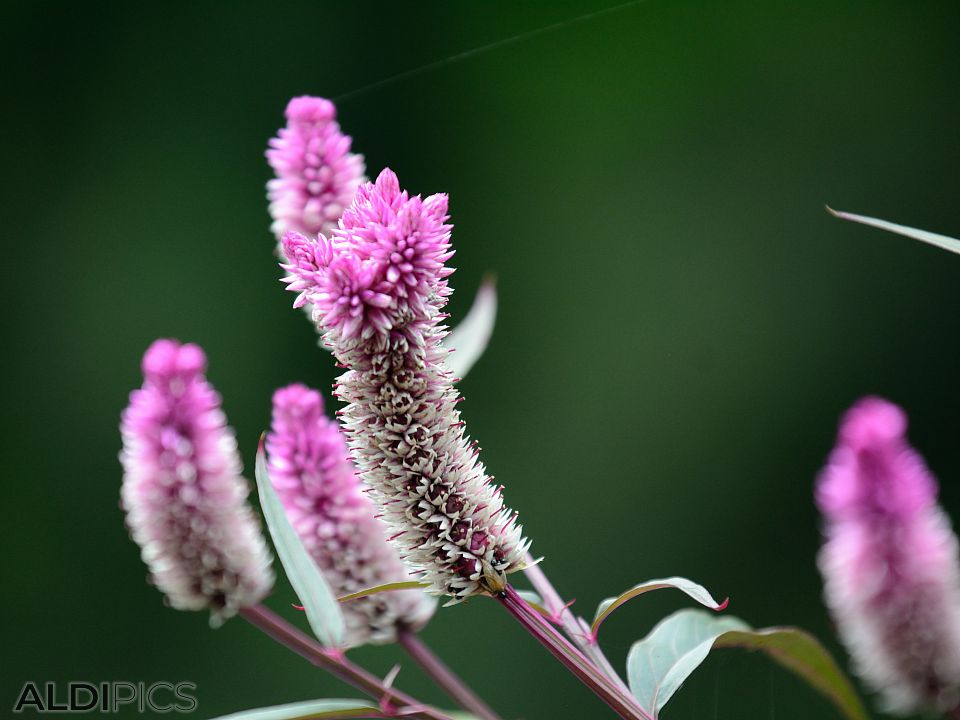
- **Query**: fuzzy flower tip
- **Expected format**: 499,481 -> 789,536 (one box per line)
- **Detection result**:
266,95 -> 366,247
120,339 -> 274,626
817,396 -> 960,714
280,169 -> 530,599
266,383 -> 435,645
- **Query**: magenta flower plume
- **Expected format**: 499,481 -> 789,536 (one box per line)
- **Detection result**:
817,397 -> 960,714
266,96 -> 366,246
120,339 -> 274,626
266,383 -> 435,645
280,169 -> 530,599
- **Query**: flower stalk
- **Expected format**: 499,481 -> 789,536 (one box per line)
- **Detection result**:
496,586 -> 651,720
396,628 -> 503,720
522,557 -> 631,695
240,604 -> 451,720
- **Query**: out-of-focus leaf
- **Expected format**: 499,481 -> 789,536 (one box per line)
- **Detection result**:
337,581 -> 430,603
714,626 -> 868,720
591,577 -> 728,637
256,439 -> 345,648
210,698 -> 381,720
443,276 -> 497,379
627,609 -> 867,720
827,206 -> 960,256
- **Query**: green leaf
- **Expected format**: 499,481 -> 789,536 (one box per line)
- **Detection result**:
255,439 -> 346,648
337,581 -> 430,603
209,698 -> 381,720
627,608 -> 749,716
627,609 -> 867,720
514,589 -> 552,618
827,206 -> 960,256
444,276 -> 497,379
591,577 -> 728,637
713,627 -> 868,720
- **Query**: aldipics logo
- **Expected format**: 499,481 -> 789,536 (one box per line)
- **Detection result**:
12,682 -> 197,714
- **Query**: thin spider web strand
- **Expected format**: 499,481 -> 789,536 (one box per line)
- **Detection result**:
333,0 -> 645,104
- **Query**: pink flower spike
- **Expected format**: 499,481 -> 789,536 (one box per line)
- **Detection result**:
297,169 -> 530,600
266,383 -> 434,647
817,396 -> 960,714
120,339 -> 274,626
266,96 -> 366,247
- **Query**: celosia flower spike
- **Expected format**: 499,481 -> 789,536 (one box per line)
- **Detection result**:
120,339 -> 274,626
267,96 -> 366,246
280,168 -> 530,600
266,383 -> 435,646
817,397 -> 960,714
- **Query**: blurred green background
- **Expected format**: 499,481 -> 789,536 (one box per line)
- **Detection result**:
4,1 -> 960,718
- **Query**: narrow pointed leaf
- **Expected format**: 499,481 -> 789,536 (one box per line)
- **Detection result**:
337,581 -> 431,603
210,698 -> 381,720
591,576 -> 728,637
256,439 -> 345,648
714,627 -> 867,720
827,206 -> 960,256
514,589 -> 551,618
443,276 -> 497,379
626,608 -> 749,716
627,609 -> 867,720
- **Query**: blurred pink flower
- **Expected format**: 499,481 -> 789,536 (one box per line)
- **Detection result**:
817,396 -> 960,714
120,339 -> 273,625
267,96 -> 365,246
266,383 -> 435,646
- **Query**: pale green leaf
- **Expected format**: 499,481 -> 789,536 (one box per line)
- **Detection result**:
591,577 -> 728,637
256,440 -> 345,648
627,609 -> 867,720
443,277 -> 497,379
514,589 -> 551,618
209,698 -> 380,720
827,206 -> 960,256
627,608 -> 748,716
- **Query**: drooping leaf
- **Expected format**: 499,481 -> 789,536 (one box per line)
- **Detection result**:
627,609 -> 867,720
591,577 -> 728,637
209,698 -> 381,720
827,206 -> 960,256
255,439 -> 346,648
337,581 -> 430,603
714,626 -> 868,720
443,276 -> 497,379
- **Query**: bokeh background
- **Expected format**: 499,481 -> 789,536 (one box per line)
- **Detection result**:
4,2 -> 960,718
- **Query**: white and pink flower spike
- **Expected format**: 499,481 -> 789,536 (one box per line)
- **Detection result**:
281,169 -> 530,600
266,383 -> 435,646
120,339 -> 274,626
267,96 -> 366,247
817,397 -> 960,714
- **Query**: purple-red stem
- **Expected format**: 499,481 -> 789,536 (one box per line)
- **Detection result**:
240,604 -> 451,720
523,557 -> 631,695
397,628 -> 503,720
496,586 -> 651,720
